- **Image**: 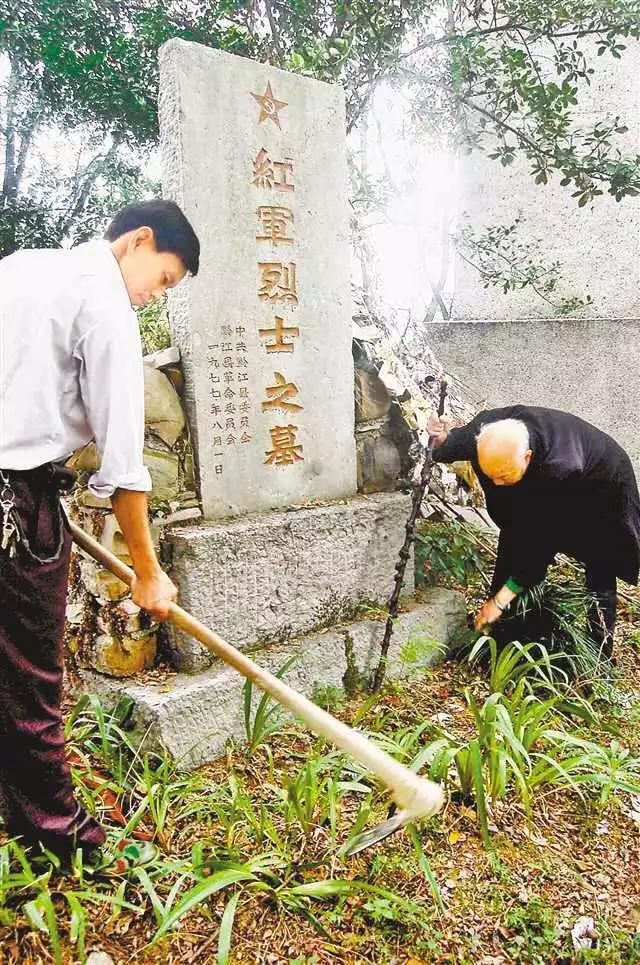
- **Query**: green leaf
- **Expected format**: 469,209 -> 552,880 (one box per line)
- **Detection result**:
153,869 -> 255,942
287,878 -> 428,920
217,891 -> 241,965
469,739 -> 492,852
65,893 -> 86,961
406,824 -> 444,913
135,867 -> 167,926
24,899 -> 48,933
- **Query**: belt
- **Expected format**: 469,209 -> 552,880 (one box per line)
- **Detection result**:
0,462 -> 76,563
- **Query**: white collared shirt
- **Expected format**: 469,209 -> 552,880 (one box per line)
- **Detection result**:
0,240 -> 151,497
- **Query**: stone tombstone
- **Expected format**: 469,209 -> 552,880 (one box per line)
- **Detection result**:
159,40 -> 357,518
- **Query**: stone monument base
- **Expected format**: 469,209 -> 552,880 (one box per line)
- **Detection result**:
76,589 -> 466,769
164,493 -> 417,672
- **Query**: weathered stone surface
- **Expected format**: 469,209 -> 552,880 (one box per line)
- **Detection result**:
89,633 -> 157,678
77,589 -> 466,768
143,366 -> 185,447
79,559 -> 129,603
143,447 -> 180,505
355,369 -> 391,423
166,492 -> 413,671
159,40 -> 356,518
356,420 -> 402,494
426,319 -> 640,477
143,346 -> 181,369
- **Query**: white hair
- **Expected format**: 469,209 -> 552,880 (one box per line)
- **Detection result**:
476,419 -> 530,459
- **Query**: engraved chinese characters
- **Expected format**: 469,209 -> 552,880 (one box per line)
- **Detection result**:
250,121 -> 305,467
253,149 -> 294,192
159,43 -> 356,517
207,326 -> 251,477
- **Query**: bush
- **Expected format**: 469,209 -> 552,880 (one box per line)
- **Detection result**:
415,519 -> 489,589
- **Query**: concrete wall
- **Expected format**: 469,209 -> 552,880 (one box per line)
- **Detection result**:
431,40 -> 640,474
453,40 -> 640,323
426,319 -> 640,473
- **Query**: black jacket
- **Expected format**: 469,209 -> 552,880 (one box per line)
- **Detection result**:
434,405 -> 640,588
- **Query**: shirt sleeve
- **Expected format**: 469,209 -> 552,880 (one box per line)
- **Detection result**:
433,412 -> 485,464
74,309 -> 151,499
496,526 -> 555,590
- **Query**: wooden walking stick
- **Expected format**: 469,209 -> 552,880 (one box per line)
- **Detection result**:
371,378 -> 448,693
69,520 -> 444,855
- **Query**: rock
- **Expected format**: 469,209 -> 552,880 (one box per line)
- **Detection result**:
144,447 -> 181,505
181,447 -> 195,492
91,632 -> 157,677
377,358 -> 407,398
178,491 -> 199,508
100,514 -> 132,564
79,559 -> 129,603
355,369 -> 392,422
97,599 -> 142,635
151,507 -> 202,527
66,602 -> 85,625
67,442 -> 100,472
356,419 -> 402,493
143,346 -> 181,368
143,366 -> 185,447
86,953 -> 116,965
163,364 -> 184,394
78,490 -> 111,509
352,320 -> 382,342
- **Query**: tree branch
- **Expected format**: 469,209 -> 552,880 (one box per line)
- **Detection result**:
263,0 -> 283,59
401,19 -> 640,60
456,247 -> 559,309
1,58 -> 17,205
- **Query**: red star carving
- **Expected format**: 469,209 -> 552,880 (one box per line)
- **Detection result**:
250,82 -> 288,129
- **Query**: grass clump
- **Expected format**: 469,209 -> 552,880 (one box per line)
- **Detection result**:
3,558 -> 640,960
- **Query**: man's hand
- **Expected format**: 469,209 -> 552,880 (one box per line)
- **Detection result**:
474,597 -> 503,632
112,489 -> 178,621
427,415 -> 453,448
131,567 -> 178,621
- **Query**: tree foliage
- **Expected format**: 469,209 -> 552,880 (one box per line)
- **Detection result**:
0,0 -> 258,254
1,0 -> 639,257
259,0 -> 640,205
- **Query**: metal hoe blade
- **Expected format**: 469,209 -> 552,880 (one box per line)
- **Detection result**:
343,811 -> 409,856
344,776 -> 445,856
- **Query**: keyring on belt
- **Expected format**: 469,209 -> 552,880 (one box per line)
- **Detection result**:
0,468 -> 66,563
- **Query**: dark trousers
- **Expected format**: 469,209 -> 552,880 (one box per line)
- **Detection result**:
0,466 -> 106,857
490,538 -> 616,660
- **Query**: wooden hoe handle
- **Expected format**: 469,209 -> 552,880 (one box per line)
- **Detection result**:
69,519 -> 445,824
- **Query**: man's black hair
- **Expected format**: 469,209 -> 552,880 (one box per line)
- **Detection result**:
104,199 -> 200,276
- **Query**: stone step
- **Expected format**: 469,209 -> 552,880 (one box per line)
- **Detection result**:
76,589 -> 465,769
165,492 -> 415,672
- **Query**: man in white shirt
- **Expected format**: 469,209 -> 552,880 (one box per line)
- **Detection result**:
0,199 -> 200,868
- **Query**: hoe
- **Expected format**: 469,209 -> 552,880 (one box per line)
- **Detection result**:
69,520 -> 445,856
